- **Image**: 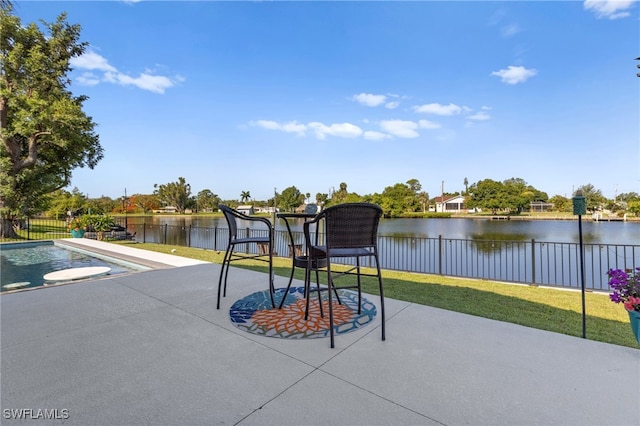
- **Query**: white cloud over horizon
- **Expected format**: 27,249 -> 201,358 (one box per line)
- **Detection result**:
70,50 -> 181,94
249,113 -> 447,140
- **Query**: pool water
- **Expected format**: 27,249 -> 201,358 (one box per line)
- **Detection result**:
0,241 -> 149,292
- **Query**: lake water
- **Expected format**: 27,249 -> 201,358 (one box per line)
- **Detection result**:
123,216 -> 639,245
118,215 -> 638,290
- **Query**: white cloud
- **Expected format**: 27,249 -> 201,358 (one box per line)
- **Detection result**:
501,23 -> 521,37
70,51 -> 117,72
308,122 -> 363,139
363,131 -> 390,140
385,101 -> 400,109
468,111 -> 491,121
75,72 -> 101,86
418,119 -> 441,129
249,120 -> 306,136
491,65 -> 537,84
250,120 -> 280,130
583,0 -> 636,19
71,50 -> 180,94
105,71 -> 176,94
280,121 -> 308,134
413,103 -> 462,116
352,93 -> 387,107
380,120 -> 419,138
250,120 -> 363,139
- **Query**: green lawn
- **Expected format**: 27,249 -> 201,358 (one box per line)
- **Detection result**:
114,241 -> 639,349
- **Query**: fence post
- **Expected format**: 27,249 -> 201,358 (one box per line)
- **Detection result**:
164,224 -> 168,245
214,227 -> 218,251
188,225 -> 191,247
143,222 -> 146,243
438,234 -> 443,275
531,239 -> 536,285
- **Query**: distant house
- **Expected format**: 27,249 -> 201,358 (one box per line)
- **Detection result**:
256,206 -> 277,214
237,205 -> 254,215
154,206 -> 177,214
530,201 -> 554,213
434,195 -> 466,213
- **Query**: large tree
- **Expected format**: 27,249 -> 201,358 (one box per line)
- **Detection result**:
377,182 -> 420,217
467,179 -> 503,214
0,9 -> 102,237
278,186 -> 304,212
574,183 -> 606,213
196,189 -> 220,212
468,178 -> 548,214
154,177 -> 191,214
131,193 -> 160,214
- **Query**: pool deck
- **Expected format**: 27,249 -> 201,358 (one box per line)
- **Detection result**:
1,240 -> 639,425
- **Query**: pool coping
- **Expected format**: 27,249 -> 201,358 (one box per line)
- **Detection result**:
54,238 -> 211,269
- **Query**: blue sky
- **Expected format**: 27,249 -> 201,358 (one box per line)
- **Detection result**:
16,1 -> 640,202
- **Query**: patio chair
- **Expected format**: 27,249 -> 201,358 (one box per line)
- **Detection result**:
303,202 -> 385,348
217,204 -> 275,309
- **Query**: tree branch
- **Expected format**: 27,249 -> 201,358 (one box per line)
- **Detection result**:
12,131 -> 51,172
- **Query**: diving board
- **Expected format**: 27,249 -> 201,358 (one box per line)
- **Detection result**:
44,266 -> 111,282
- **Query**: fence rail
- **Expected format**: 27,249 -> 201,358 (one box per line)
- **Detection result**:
8,217 -> 639,292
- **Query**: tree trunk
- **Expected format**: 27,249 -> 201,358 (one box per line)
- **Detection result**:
0,217 -> 19,239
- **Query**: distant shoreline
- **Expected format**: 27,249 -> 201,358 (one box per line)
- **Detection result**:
449,214 -> 639,222
116,212 -> 640,222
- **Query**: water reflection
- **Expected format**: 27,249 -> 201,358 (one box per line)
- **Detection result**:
124,216 -> 639,245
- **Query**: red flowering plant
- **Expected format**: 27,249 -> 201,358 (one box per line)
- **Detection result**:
607,268 -> 640,312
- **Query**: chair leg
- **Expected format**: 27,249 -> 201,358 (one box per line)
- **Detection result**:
268,247 -> 275,308
327,261 -> 335,348
222,244 -> 236,298
332,285 -> 343,306
375,253 -> 385,341
356,257 -> 362,314
304,261 -> 312,320
278,256 -> 298,309
315,268 -> 323,317
216,246 -> 233,309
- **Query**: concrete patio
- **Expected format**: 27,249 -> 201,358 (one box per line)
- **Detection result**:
1,240 -> 639,425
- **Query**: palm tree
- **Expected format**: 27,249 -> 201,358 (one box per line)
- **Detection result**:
464,177 -> 469,195
240,191 -> 251,203
418,191 -> 429,213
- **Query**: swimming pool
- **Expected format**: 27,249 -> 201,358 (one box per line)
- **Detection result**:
0,241 -> 150,292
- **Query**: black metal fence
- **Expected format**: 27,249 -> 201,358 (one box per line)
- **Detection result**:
125,221 -> 638,292
9,217 -> 638,292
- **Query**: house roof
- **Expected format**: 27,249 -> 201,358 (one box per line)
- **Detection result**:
434,195 -> 465,203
